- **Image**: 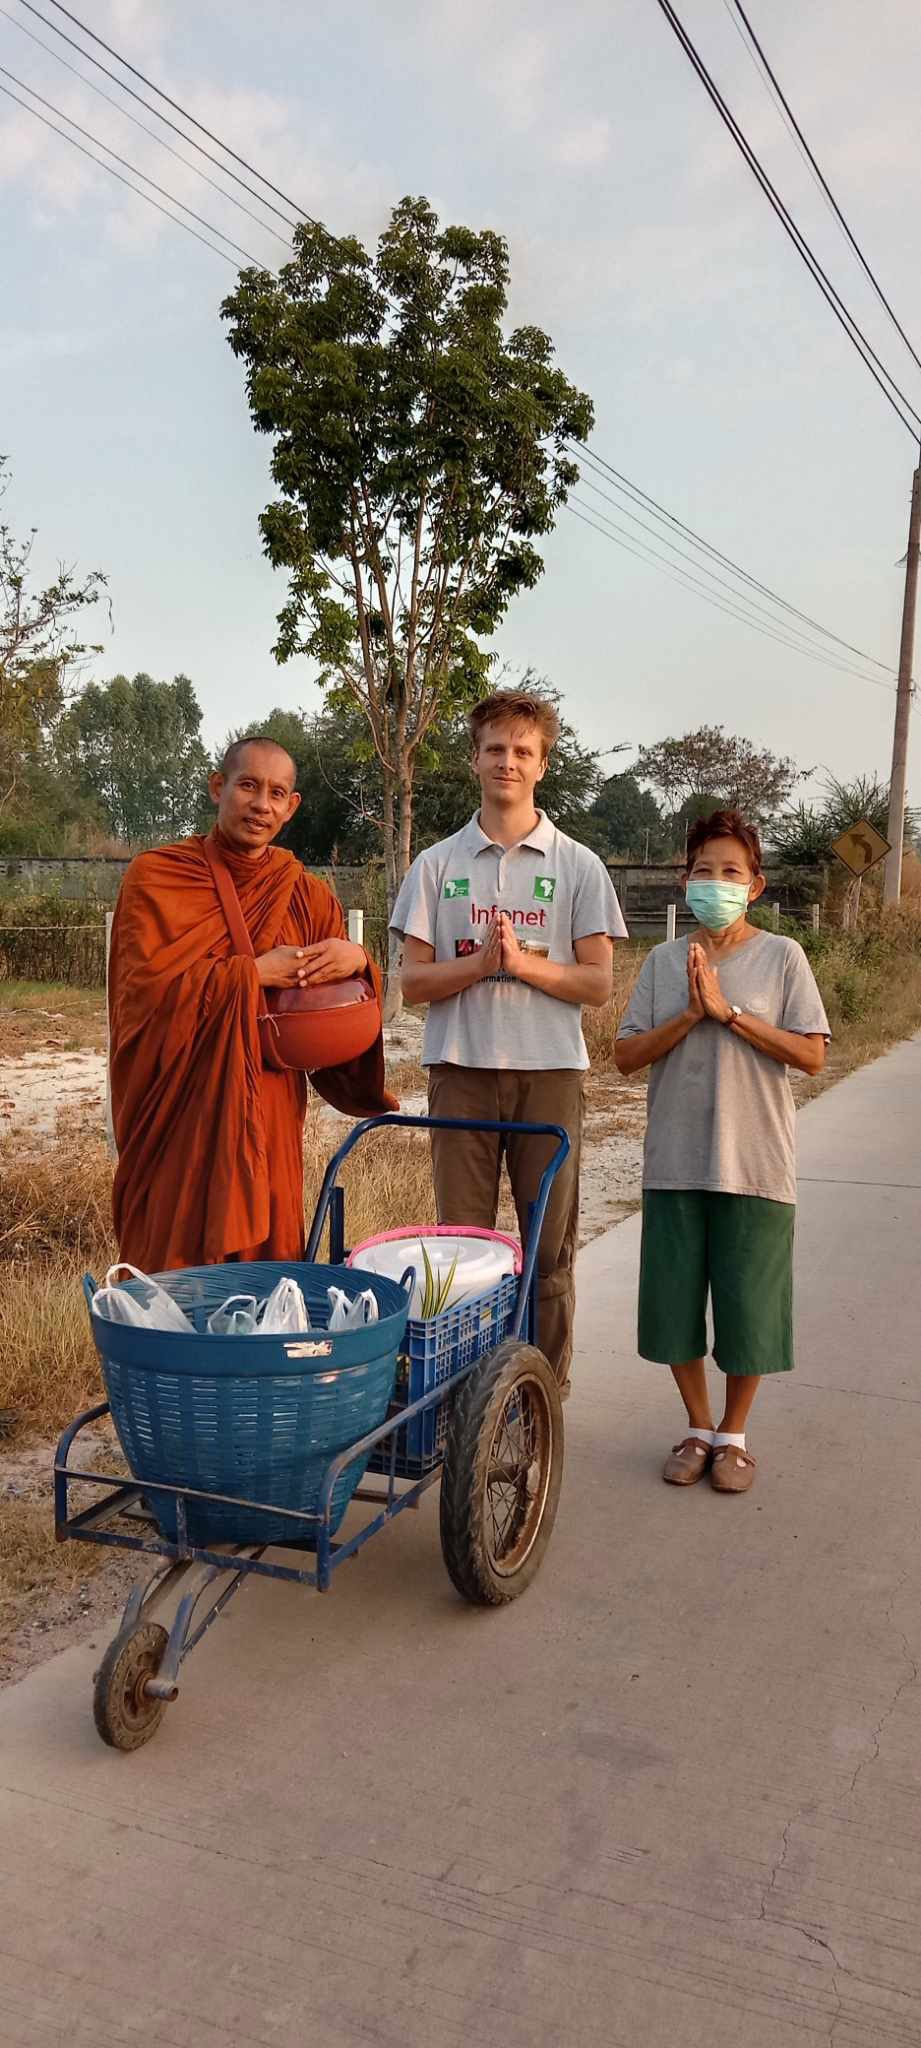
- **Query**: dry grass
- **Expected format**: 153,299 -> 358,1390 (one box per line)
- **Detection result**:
0,1107 -> 439,1440
0,982 -> 107,1059
0,1495 -> 107,1636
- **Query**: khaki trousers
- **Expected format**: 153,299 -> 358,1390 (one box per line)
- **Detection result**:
426,1065 -> 584,1384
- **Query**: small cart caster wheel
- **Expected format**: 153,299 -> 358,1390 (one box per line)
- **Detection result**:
93,1622 -> 171,1751
440,1339 -> 563,1606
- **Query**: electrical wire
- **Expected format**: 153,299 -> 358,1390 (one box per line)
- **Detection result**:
25,0 -> 319,225
2,0 -> 903,699
727,0 -> 921,380
564,498 -> 897,691
572,469 -> 889,667
0,5 -> 294,248
572,441 -> 896,674
0,63 -> 267,265
0,77 -> 245,267
652,0 -> 921,439
13,0 -> 301,232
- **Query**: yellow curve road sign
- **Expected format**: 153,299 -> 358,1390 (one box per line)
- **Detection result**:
832,819 -> 891,875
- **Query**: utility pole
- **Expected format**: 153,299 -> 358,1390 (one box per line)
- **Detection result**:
884,452 -> 921,905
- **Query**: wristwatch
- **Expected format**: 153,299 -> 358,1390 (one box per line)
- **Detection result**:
725,1004 -> 743,1026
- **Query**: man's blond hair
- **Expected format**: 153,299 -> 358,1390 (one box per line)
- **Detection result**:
469,691 -> 560,761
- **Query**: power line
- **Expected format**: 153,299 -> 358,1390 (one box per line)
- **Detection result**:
573,441 -> 895,674
0,77 -> 245,267
3,0 -> 903,703
1,5 -> 294,248
0,63 -> 267,265
564,498 -> 897,691
14,0 -> 301,233
727,0 -> 921,380
28,0 -> 319,226
651,0 -> 921,439
572,467 -> 891,671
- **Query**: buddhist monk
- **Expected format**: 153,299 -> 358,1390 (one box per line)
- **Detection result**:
108,736 -> 395,1271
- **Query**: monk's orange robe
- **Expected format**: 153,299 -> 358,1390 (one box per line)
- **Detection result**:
109,829 -> 392,1271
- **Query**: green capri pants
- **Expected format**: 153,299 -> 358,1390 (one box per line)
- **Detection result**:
638,1189 -> 795,1376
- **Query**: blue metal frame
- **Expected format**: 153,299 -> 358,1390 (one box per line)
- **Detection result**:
55,1113 -> 570,1680
307,1112 -> 569,1350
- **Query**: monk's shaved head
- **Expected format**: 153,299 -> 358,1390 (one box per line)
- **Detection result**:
210,735 -> 301,856
220,736 -> 297,788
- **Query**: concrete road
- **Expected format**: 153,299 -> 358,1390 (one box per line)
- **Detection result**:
2,1037 -> 920,2047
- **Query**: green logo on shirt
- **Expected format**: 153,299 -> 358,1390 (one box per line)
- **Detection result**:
444,877 -> 469,899
534,876 -> 556,902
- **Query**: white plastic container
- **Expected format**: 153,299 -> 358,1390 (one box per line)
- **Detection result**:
347,1227 -> 521,1320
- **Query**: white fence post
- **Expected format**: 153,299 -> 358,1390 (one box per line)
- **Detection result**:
771,901 -> 781,931
810,903 -> 821,932
666,903 -> 677,943
104,913 -> 117,1159
348,908 -> 365,949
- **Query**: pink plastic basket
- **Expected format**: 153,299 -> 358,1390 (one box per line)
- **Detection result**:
347,1224 -> 522,1272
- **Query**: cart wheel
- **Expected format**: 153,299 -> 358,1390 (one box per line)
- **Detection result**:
440,1339 -> 563,1606
93,1622 -> 170,1751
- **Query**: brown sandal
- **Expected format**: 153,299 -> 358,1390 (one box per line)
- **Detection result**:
662,1436 -> 713,1486
710,1445 -> 757,1493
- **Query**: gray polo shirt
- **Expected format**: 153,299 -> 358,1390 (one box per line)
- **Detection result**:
618,932 -> 830,1204
390,811 -> 627,1071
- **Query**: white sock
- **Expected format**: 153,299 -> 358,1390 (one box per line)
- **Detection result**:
713,1431 -> 746,1450
688,1427 -> 714,1444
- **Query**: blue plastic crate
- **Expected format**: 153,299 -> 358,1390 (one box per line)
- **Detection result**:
87,1261 -> 409,1545
367,1270 -> 519,1479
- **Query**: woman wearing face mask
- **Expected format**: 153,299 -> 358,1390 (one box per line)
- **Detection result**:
615,809 -> 830,1493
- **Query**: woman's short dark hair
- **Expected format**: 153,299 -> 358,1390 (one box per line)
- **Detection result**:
685,808 -> 763,876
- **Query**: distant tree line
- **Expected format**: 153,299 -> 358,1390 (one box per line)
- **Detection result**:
3,457 -> 914,874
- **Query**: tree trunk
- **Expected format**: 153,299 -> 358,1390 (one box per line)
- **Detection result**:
380,765 -> 403,1024
381,744 -> 416,1025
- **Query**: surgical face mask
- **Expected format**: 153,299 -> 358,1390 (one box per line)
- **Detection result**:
685,880 -> 751,931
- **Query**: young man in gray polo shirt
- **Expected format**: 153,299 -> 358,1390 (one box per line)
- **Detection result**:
390,690 -> 627,1389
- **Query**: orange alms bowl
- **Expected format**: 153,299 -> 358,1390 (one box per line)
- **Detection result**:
260,977 -> 381,1074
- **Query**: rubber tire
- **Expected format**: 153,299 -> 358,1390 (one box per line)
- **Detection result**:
439,1339 -> 564,1606
93,1622 -> 170,1751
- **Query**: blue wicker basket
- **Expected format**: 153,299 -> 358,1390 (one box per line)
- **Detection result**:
366,1270 -> 519,1479
86,1261 -> 410,1545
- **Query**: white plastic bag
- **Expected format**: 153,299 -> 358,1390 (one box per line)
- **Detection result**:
207,1294 -> 259,1337
91,1263 -> 195,1333
327,1285 -> 379,1332
258,1275 -> 310,1334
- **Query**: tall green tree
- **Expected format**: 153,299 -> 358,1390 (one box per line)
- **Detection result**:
222,195 -> 593,1005
588,771 -> 668,859
0,458 -> 107,844
62,672 -> 209,845
635,724 -> 807,827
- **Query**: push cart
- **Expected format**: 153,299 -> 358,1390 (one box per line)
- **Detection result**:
55,1113 -> 569,1750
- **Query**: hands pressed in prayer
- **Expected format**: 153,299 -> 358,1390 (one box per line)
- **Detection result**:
688,942 -> 733,1025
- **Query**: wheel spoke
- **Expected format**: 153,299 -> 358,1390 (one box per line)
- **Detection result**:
484,1379 -> 551,1569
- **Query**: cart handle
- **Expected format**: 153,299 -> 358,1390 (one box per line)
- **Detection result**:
305,1113 -> 570,1342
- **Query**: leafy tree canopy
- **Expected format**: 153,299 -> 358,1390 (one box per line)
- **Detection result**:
588,771 -> 668,860
60,672 -> 209,846
635,723 -> 807,826
221,194 -> 594,937
0,457 -> 107,840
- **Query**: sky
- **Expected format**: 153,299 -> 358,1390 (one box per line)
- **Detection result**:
2,0 -> 921,811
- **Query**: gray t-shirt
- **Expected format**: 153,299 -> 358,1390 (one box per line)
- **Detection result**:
618,932 -> 830,1204
390,811 -> 627,1070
